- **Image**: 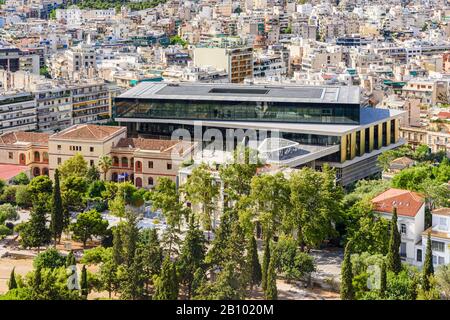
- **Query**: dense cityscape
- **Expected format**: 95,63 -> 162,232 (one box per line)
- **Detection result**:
0,0 -> 448,304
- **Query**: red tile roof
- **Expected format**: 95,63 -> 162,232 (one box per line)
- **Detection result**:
51,124 -> 125,141
371,188 -> 424,217
0,165 -> 29,181
0,132 -> 49,145
437,111 -> 450,120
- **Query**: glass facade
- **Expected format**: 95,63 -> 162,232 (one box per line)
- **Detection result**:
114,98 -> 360,124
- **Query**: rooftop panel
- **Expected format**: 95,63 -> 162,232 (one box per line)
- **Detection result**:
118,82 -> 359,104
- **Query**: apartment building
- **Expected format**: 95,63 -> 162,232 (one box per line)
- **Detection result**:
301,47 -> 343,71
401,79 -> 448,107
193,46 -> 254,83
71,81 -> 111,125
35,86 -> 73,131
66,43 -> 97,77
0,92 -> 37,134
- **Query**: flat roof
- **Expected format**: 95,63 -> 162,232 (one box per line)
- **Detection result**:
118,82 -> 361,104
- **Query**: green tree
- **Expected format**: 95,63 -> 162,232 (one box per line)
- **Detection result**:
15,185 -> 32,208
8,268 -> 17,290
50,169 -> 64,244
0,203 -> 19,224
385,268 -> 418,300
112,225 -> 124,265
196,262 -> 243,300
80,265 -> 88,299
178,219 -> 206,298
118,247 -> 146,300
250,172 -> 289,239
184,163 -> 219,237
346,199 -> 390,255
61,175 -> 88,212
122,211 -> 140,266
98,155 -> 112,181
150,177 -> 184,228
287,166 -> 343,251
380,261 -> 387,298
98,255 -> 118,299
261,236 -> 271,292
139,229 -> 163,294
265,255 -> 277,300
71,210 -> 108,248
86,165 -> 100,182
435,264 -> 450,299
28,175 -> 53,200
422,232 -> 434,291
245,235 -> 262,290
219,146 -> 260,203
386,207 -> 402,274
274,235 -> 316,283
33,248 -> 66,269
340,242 -> 355,300
11,172 -> 30,185
153,256 -> 179,300
58,153 -> 88,180
19,198 -> 51,252
66,250 -> 76,267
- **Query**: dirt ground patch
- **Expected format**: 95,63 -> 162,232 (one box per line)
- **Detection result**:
0,257 -> 34,294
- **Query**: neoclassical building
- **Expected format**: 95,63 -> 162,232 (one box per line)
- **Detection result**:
0,124 -> 195,188
0,131 -> 50,178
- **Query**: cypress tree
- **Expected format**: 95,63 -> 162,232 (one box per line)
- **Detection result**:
153,256 -> 179,300
112,226 -> 124,265
178,220 -> 206,298
379,261 -> 386,298
8,267 -> 17,290
386,207 -> 402,274
422,232 -> 434,291
50,169 -> 64,245
340,241 -> 354,300
191,267 -> 207,298
246,235 -> 262,290
265,255 -> 277,300
66,250 -> 76,267
261,236 -> 271,292
33,265 -> 42,294
80,265 -> 88,299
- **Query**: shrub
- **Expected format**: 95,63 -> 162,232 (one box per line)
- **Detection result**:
33,248 -> 67,269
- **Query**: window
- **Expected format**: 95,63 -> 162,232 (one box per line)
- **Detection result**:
8,152 -> 13,159
400,224 -> 407,235
400,242 -> 407,258
438,217 -> 448,231
90,160 -> 94,166
438,256 -> 445,265
416,249 -> 422,262
167,163 -> 172,170
148,161 -> 153,169
90,147 -> 94,152
148,177 -> 154,186
57,157 -> 61,165
432,241 -> 445,252
57,145 -> 61,150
